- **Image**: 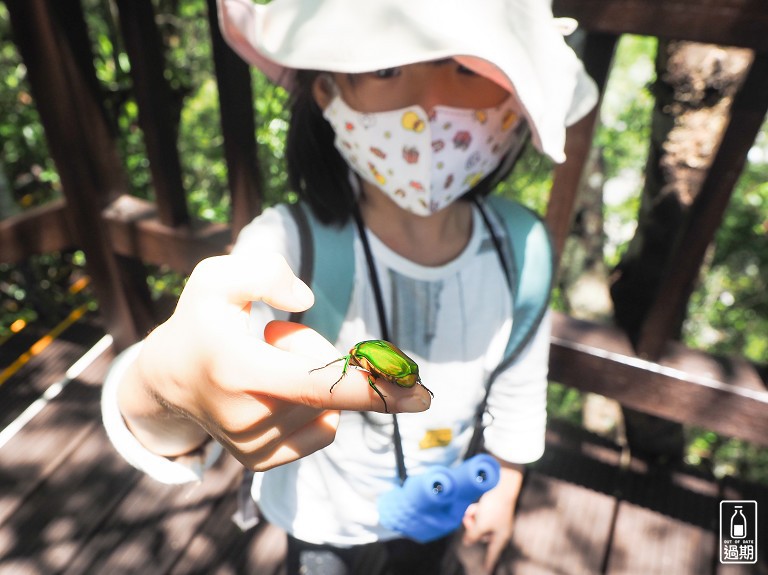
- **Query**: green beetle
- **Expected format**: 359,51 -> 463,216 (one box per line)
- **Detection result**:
309,340 -> 433,413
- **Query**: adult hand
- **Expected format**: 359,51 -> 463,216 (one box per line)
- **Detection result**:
117,253 -> 431,471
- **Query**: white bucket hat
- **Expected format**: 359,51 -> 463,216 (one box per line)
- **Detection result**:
217,0 -> 598,163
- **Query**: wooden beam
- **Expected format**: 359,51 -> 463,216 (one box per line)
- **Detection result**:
205,0 -> 263,239
103,195 -> 230,275
547,32 -> 618,263
549,312 -> 768,447
0,200 -> 76,263
553,0 -> 768,53
113,0 -> 190,228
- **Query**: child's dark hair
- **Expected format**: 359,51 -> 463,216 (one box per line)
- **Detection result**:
286,70 -> 354,226
285,69 -> 529,226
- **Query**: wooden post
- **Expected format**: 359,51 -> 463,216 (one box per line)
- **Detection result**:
113,0 -> 191,228
206,0 -> 264,239
6,0 -> 155,350
547,32 -> 618,265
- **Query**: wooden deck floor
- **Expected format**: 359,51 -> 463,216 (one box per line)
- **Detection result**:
0,319 -> 766,574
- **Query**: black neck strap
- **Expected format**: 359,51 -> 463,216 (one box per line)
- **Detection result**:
352,202 -> 408,485
351,197 -> 509,486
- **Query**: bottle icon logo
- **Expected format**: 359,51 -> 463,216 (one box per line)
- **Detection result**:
731,505 -> 747,539
720,500 -> 758,564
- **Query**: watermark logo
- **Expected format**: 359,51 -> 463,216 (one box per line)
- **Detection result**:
720,500 -> 758,564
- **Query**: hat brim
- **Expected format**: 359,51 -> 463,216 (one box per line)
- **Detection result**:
218,0 -> 598,162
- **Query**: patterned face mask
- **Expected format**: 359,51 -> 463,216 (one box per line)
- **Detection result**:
323,93 -> 522,216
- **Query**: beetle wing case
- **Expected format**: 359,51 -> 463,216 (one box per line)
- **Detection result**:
377,454 -> 500,543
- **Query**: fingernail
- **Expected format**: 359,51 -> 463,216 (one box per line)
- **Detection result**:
395,394 -> 430,413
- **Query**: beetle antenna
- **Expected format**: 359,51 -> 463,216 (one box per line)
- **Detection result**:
308,356 -> 346,375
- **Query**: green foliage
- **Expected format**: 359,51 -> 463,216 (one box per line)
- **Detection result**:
497,142 -> 553,214
547,382 -> 584,426
254,74 -> 292,206
687,426 -> 768,484
684,152 -> 768,363
679,127 -> 768,483
596,36 -> 656,180
180,77 -> 230,221
0,252 -> 93,337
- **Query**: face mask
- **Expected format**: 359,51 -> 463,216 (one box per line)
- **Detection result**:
323,93 -> 522,216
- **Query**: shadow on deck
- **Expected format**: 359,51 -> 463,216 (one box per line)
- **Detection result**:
1,320 -> 765,575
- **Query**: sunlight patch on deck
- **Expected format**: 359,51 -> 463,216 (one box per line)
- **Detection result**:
0,334 -> 112,451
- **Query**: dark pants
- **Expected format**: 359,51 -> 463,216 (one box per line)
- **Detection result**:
286,534 -> 457,575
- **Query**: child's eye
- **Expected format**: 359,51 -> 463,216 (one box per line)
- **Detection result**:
372,67 -> 401,79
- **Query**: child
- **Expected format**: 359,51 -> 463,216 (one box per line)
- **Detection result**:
103,0 -> 597,573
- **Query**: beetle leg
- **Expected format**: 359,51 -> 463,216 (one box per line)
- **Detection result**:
417,376 -> 434,398
366,375 -> 389,413
328,355 -> 352,393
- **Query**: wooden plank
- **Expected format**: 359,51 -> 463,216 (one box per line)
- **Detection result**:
0,418 -> 143,574
61,455 -> 242,574
549,312 -> 768,447
0,200 -> 75,264
0,347 -> 112,528
468,422 -> 623,574
503,473 -> 617,573
169,490 -> 287,575
0,318 -> 104,430
553,0 -> 768,53
717,560 -> 765,574
0,346 -> 118,575
606,460 -> 719,574
0,333 -> 244,574
608,507 -> 714,574
0,327 -> 47,370
0,322 -> 761,574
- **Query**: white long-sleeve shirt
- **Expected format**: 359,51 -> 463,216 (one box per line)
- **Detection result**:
102,201 -> 550,546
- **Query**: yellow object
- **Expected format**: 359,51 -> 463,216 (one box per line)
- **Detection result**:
0,304 -> 89,387
419,428 -> 453,449
401,111 -> 426,133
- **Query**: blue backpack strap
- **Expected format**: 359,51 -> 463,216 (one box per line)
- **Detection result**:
466,195 -> 554,456
486,194 -> 554,374
285,202 -> 355,344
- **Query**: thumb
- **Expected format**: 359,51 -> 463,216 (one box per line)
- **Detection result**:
188,254 -> 314,313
